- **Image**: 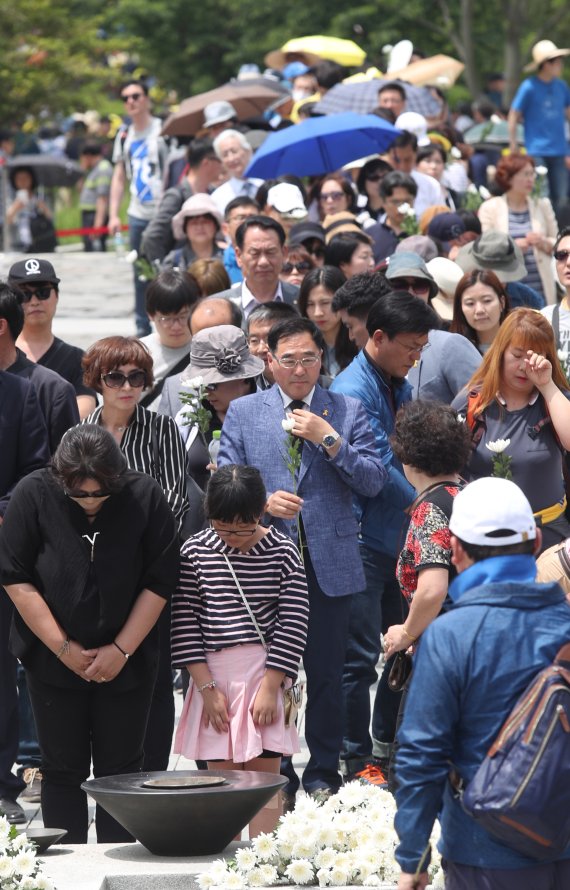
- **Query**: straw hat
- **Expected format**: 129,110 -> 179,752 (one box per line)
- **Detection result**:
524,40 -> 570,72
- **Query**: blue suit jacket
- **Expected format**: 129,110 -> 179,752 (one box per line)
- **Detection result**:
0,371 -> 50,517
218,384 -> 386,596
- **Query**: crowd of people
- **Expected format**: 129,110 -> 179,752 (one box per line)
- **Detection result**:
2,33 -> 570,890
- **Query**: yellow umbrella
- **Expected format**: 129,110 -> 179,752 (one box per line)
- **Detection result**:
265,36 -> 366,70
387,54 -> 464,88
343,67 -> 384,83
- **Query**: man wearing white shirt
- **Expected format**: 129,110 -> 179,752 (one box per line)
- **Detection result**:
211,216 -> 299,321
211,130 -> 263,214
387,132 -> 443,218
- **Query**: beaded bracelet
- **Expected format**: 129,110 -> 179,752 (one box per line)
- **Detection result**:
197,680 -> 217,693
113,641 -> 130,659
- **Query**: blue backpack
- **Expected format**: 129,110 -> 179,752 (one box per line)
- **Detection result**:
459,643 -> 570,860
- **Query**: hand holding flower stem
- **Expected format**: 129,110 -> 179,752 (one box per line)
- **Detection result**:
282,415 -> 304,563
180,376 -> 212,446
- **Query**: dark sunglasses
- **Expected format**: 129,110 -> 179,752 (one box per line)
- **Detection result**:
554,250 -> 570,262
390,277 -> 431,294
366,172 -> 383,182
65,488 -> 111,499
18,285 -> 53,302
101,370 -> 147,389
282,261 -> 312,274
121,92 -> 143,102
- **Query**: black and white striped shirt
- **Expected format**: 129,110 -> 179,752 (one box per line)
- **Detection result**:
84,404 -> 188,528
171,527 -> 309,678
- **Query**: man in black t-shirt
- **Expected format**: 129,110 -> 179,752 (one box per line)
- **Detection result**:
8,258 -> 97,418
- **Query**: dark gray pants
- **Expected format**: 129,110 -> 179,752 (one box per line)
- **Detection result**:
445,858 -> 570,889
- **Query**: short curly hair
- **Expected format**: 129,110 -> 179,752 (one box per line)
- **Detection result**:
494,153 -> 534,193
82,336 -> 154,393
390,400 -> 471,476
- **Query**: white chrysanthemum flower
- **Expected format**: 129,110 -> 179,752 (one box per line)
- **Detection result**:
362,875 -> 381,887
257,863 -> 278,884
397,203 -> 413,215
335,782 -> 368,809
315,847 -> 337,869
235,848 -> 257,872
11,834 -> 29,851
223,871 -> 245,889
17,877 -> 37,890
485,438 -> 510,454
478,186 -> 491,200
291,833 -> 318,859
0,856 -> 15,879
0,817 -> 9,838
196,872 -> 216,889
558,349 -> 566,362
282,416 -> 295,432
285,858 -> 314,884
430,868 -> 446,888
329,865 -> 349,886
35,876 -> 55,890
185,375 -> 204,389
13,850 -> 36,877
208,859 -> 232,883
246,867 -> 266,887
252,832 -> 277,861
467,183 -> 478,194
315,824 -> 336,847
125,249 -> 138,264
535,166 -> 548,177
450,146 -> 462,159
316,867 -> 331,887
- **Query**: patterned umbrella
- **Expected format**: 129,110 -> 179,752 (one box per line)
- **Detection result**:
314,80 -> 443,119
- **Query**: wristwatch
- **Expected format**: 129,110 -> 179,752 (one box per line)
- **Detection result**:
321,431 -> 340,449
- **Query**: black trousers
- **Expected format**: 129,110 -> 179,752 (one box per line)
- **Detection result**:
27,671 -> 154,843
142,605 -> 175,771
0,596 -> 25,800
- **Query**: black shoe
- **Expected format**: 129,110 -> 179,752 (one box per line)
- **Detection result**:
0,798 -> 26,824
281,790 -> 296,814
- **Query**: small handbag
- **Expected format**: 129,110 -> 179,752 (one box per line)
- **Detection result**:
223,553 -> 303,727
387,650 -> 413,692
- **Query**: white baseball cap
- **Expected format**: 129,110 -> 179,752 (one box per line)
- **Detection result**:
449,478 -> 536,547
267,183 -> 307,219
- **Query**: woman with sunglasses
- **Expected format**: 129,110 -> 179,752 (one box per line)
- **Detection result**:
355,159 -> 393,224
312,173 -> 356,222
298,266 -> 356,377
279,243 -> 315,288
82,336 -> 189,771
158,325 -> 264,492
172,464 -> 309,836
0,424 -> 179,843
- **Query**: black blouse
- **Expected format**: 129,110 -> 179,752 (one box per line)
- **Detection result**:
0,468 -> 180,689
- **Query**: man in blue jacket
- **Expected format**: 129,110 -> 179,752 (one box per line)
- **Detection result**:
331,292 -> 438,782
395,477 -> 570,890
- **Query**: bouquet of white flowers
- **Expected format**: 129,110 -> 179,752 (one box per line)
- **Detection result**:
198,783 -> 443,888
0,817 -> 55,890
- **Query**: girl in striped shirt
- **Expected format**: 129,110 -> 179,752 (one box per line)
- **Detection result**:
171,465 -> 309,834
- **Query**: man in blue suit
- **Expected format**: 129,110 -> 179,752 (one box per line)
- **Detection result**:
218,317 -> 386,802
0,370 -> 49,823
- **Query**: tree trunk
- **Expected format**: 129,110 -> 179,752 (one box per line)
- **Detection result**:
459,0 -> 480,97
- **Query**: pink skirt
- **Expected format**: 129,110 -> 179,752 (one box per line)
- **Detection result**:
173,643 -> 300,763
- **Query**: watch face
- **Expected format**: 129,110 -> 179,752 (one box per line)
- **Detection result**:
322,434 -> 337,447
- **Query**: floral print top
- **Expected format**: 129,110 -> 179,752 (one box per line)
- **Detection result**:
397,482 -> 463,604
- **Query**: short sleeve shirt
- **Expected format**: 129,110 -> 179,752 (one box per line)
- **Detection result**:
511,77 -> 570,156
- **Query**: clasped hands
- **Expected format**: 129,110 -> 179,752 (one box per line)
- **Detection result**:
60,639 -> 128,683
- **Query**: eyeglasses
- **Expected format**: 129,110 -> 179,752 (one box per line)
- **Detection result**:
554,250 -> 570,262
320,191 -> 345,202
211,522 -> 259,537
205,383 -> 218,392
65,488 -> 111,499
366,173 -> 383,182
101,370 -> 147,389
158,312 -> 191,328
282,261 -> 312,274
18,285 -> 53,302
121,92 -> 143,102
393,337 -> 429,356
272,353 -> 321,369
390,278 -> 431,294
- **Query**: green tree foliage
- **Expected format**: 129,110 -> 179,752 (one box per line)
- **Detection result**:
0,0 -> 127,124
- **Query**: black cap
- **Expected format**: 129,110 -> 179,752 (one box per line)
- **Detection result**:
288,221 -> 326,246
8,258 -> 60,287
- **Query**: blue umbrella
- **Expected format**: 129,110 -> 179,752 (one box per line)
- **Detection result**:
244,113 -> 401,178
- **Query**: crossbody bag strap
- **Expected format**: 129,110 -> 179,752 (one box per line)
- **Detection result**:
222,553 -> 268,652
552,303 -> 561,351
